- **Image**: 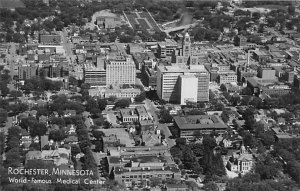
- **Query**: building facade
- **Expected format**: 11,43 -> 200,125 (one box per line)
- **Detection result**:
173,115 -> 227,138
18,64 -> 38,80
106,56 -> 135,86
84,63 -> 106,87
157,65 -> 209,103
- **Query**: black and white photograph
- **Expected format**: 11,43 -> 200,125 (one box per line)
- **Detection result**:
0,0 -> 300,190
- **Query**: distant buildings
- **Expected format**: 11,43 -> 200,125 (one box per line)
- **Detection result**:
173,115 -> 227,138
39,34 -> 61,45
96,16 -> 125,29
89,86 -> 141,99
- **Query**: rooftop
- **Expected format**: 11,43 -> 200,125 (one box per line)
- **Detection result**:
173,115 -> 227,130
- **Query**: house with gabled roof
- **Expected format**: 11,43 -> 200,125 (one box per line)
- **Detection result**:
226,145 -> 254,174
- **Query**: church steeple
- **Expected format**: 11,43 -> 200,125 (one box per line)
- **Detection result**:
240,143 -> 246,154
182,32 -> 191,57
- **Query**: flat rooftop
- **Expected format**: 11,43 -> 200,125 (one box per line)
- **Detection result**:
173,115 -> 227,130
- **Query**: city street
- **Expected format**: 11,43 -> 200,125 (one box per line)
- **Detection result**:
7,43 -> 18,77
61,29 -> 76,64
145,99 -> 176,148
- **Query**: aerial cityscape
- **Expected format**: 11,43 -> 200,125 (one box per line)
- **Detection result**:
0,0 -> 300,190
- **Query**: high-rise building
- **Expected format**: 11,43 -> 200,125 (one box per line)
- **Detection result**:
18,64 -> 38,80
157,64 -> 209,104
84,62 -> 106,87
195,70 -> 210,102
105,55 -> 135,86
179,75 -> 198,105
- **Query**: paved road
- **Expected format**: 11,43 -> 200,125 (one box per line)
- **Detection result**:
61,29 -> 76,64
144,99 -> 176,148
7,43 -> 19,77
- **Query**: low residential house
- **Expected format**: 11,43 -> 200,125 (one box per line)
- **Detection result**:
66,124 -> 76,135
39,115 -> 48,124
277,117 -> 286,125
48,124 -> 60,134
215,135 -> 224,145
53,111 -> 59,118
20,129 -> 32,150
221,135 -> 243,148
256,118 -> 272,131
33,136 -> 39,143
26,148 -> 71,166
226,145 -> 254,174
63,110 -> 76,117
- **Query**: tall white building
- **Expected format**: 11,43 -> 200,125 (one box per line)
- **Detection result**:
180,75 -> 198,105
105,55 -> 136,86
157,64 -> 209,104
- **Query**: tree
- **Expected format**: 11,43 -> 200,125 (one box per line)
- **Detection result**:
9,103 -> 28,116
5,147 -> 21,167
175,138 -> 186,146
9,90 -> 23,100
220,84 -> 227,92
201,136 -> 225,176
7,126 -> 21,141
94,140 -> 103,152
114,99 -> 130,109
30,122 -> 47,137
243,132 -> 258,148
92,130 -> 105,140
190,143 -> 203,157
203,182 -> 218,191
86,97 -> 98,112
50,117 -> 65,127
287,161 -> 300,184
257,131 -> 275,148
49,129 -> 66,142
98,99 -> 107,111
288,5 -> 296,15
71,145 -> 81,156
149,177 -> 162,187
159,108 -> 173,123
29,142 -> 41,150
252,12 -> 261,21
6,136 -> 20,151
221,110 -> 229,123
0,132 -> 5,155
134,92 -> 146,103
0,108 -> 8,124
255,155 -> 282,180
